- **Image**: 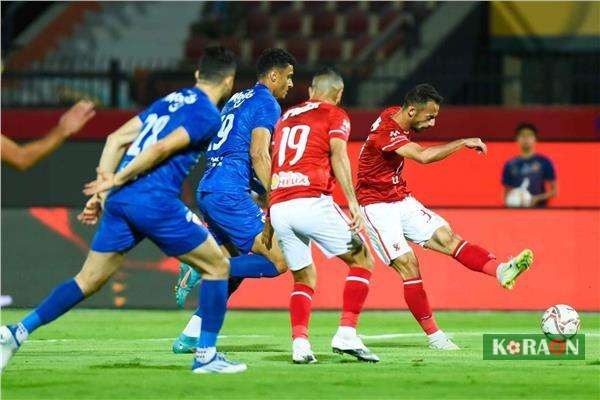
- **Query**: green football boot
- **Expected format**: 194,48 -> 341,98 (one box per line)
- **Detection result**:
175,263 -> 201,308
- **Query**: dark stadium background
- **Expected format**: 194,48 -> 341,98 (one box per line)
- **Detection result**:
1,1 -> 599,310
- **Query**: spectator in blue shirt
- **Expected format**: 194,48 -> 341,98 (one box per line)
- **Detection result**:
502,123 -> 557,208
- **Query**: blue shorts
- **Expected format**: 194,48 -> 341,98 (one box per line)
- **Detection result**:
91,198 -> 209,257
197,191 -> 264,253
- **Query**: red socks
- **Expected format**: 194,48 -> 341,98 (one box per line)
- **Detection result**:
290,283 -> 313,339
403,278 -> 439,335
453,240 -> 499,277
340,267 -> 371,328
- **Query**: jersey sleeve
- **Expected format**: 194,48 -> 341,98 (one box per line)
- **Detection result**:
374,126 -> 410,152
181,112 -> 221,147
542,157 -> 556,181
501,161 -> 513,186
328,108 -> 351,141
251,99 -> 281,134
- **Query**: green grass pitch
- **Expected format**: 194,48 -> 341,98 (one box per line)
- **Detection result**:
2,309 -> 599,399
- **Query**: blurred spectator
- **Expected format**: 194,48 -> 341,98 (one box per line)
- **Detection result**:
502,123 -> 557,208
1,100 -> 95,171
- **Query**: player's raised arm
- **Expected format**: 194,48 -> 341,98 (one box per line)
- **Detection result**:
395,138 -> 487,165
1,100 -> 95,171
84,127 -> 191,195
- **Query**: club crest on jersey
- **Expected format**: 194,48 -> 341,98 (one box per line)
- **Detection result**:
271,171 -> 310,190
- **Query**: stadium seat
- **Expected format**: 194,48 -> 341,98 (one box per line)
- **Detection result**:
345,9 -> 369,37
312,11 -> 337,36
277,10 -> 303,37
251,36 -> 276,60
318,37 -> 343,63
284,38 -> 311,65
246,10 -> 271,36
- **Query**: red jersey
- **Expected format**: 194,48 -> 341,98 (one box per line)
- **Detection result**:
356,106 -> 412,206
270,100 -> 351,206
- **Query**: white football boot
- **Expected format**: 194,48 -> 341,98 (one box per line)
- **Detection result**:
428,330 -> 460,350
1,325 -> 21,372
498,249 -> 534,289
331,327 -> 379,363
292,338 -> 317,364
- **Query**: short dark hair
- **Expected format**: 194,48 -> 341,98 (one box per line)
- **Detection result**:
403,84 -> 443,107
256,48 -> 297,78
197,46 -> 237,83
515,122 -> 538,138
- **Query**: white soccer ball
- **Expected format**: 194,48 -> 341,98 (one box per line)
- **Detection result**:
541,304 -> 581,341
505,188 -> 532,208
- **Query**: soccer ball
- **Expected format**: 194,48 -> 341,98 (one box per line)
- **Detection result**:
505,188 -> 532,208
541,304 -> 581,341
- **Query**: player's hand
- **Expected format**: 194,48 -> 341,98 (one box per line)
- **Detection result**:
261,215 -> 274,250
83,170 -> 118,196
348,203 -> 366,233
464,138 -> 487,154
77,194 -> 104,225
58,100 -> 96,137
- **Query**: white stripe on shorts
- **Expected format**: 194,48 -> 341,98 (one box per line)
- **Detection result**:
403,279 -> 423,285
454,241 -> 468,257
291,291 -> 312,300
346,276 -> 370,285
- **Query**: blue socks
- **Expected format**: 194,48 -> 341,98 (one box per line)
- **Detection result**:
20,278 -> 85,335
230,254 -> 279,278
197,279 -> 228,350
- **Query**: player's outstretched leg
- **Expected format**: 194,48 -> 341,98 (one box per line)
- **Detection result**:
331,245 -> 380,362
425,226 -> 534,289
289,265 -> 317,364
173,233 -> 289,353
389,251 -> 459,350
178,237 -> 246,374
1,251 -> 124,372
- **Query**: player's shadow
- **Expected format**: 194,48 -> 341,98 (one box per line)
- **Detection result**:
366,341 -> 422,348
91,361 -> 184,370
218,344 -> 287,353
261,354 -> 359,364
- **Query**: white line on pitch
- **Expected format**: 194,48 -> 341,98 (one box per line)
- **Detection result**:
360,332 -> 600,339
26,334 -> 273,343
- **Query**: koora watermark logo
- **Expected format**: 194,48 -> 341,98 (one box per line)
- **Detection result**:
483,334 -> 585,360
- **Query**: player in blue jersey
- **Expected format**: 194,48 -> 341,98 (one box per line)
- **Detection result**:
0,47 -> 247,374
172,49 -> 297,353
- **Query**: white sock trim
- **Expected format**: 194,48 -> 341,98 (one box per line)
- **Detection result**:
403,279 -> 423,285
182,315 -> 202,337
346,276 -> 370,285
291,291 -> 312,300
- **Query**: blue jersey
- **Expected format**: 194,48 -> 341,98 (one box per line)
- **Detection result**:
110,87 -> 221,203
502,154 -> 556,206
199,83 -> 281,194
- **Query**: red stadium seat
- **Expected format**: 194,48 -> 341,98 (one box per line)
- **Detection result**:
345,9 -> 369,37
312,11 -> 337,36
318,37 -> 343,62
284,38 -> 310,65
251,36 -> 276,60
277,10 -> 303,37
246,11 -> 271,36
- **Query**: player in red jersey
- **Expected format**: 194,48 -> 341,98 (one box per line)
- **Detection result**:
267,68 -> 379,364
356,84 -> 534,350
